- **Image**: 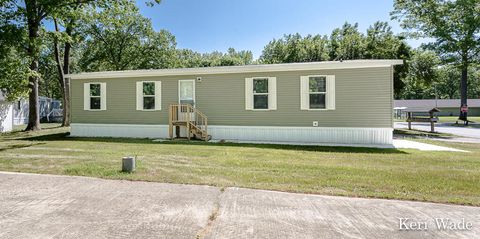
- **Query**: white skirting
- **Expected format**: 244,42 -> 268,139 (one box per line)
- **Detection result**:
70,123 -> 393,145
208,125 -> 393,145
70,123 -> 169,139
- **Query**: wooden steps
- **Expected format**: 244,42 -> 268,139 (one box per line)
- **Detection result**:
168,104 -> 211,141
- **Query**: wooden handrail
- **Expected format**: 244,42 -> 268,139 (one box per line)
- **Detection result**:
168,104 -> 209,140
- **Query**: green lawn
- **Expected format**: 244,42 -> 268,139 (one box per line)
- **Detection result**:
1,124 -> 479,206
438,116 -> 480,123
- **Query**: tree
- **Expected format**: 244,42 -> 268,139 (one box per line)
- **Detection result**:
50,3 -> 86,127
259,21 -> 411,97
0,0 -> 100,130
0,48 -> 32,101
435,65 -> 462,99
176,48 -> 253,68
1,0 -> 162,129
400,50 -> 441,99
38,40 -> 62,100
392,0 -> 480,121
79,1 -> 176,71
435,64 -> 480,99
260,34 -> 329,63
365,21 -> 400,59
329,22 -> 365,60
0,2 -> 30,101
51,0 -> 162,126
364,21 -> 412,98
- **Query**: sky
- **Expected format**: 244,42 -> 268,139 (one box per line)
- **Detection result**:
137,0 -> 428,59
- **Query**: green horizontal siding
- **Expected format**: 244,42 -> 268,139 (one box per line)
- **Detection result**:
71,67 -> 393,127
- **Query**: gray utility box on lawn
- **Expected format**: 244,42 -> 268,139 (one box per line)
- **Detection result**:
122,156 -> 135,173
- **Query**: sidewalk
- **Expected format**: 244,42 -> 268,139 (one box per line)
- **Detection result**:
0,172 -> 480,239
1,172 -> 479,239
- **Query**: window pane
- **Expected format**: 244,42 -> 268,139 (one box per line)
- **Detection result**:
143,82 -> 155,96
143,96 -> 155,110
309,94 -> 325,109
90,97 -> 101,109
180,81 -> 194,100
309,76 -> 326,93
253,79 -> 268,93
254,95 -> 268,109
90,84 -> 101,96
180,99 -> 195,106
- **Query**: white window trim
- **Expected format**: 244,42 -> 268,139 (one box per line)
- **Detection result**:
246,77 -> 277,111
136,81 -> 162,111
84,82 -> 106,111
301,75 -> 335,111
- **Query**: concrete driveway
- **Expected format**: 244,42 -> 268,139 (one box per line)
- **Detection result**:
1,172 -> 479,239
395,122 -> 480,139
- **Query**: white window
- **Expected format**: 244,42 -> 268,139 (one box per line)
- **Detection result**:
245,77 -> 277,110
136,81 -> 161,111
84,82 -> 106,111
308,76 -> 326,109
300,75 -> 335,110
179,80 -> 195,106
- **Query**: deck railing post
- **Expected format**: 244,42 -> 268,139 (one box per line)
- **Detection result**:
168,103 -> 208,141
204,117 -> 208,141
187,104 -> 191,140
168,105 -> 172,139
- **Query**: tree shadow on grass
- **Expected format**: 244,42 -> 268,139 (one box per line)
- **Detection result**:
22,133 -> 407,154
159,140 -> 408,154
22,132 -> 72,141
0,142 -> 44,152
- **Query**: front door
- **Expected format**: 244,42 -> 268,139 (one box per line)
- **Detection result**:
178,80 -> 195,122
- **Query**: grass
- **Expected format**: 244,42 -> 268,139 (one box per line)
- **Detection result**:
433,116 -> 480,128
1,124 -> 480,206
438,116 -> 480,123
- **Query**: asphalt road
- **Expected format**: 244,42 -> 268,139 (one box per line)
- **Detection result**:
1,172 -> 479,239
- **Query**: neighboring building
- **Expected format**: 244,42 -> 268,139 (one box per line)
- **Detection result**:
0,91 -> 14,133
394,99 -> 480,117
66,60 -> 402,146
13,97 -> 63,125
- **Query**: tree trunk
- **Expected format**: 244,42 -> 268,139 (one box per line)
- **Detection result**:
25,1 -> 41,131
26,59 -> 41,131
459,61 -> 468,121
62,73 -> 71,127
53,19 -> 70,127
62,21 -> 74,127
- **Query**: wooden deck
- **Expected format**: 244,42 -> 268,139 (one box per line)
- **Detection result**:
168,104 -> 210,141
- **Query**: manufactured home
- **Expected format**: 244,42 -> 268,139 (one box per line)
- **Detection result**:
13,97 -> 63,125
0,91 -> 14,133
66,60 -> 403,146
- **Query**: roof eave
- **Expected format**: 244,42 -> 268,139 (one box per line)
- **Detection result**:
65,60 -> 404,80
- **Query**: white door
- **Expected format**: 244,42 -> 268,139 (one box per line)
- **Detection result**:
178,80 -> 195,122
